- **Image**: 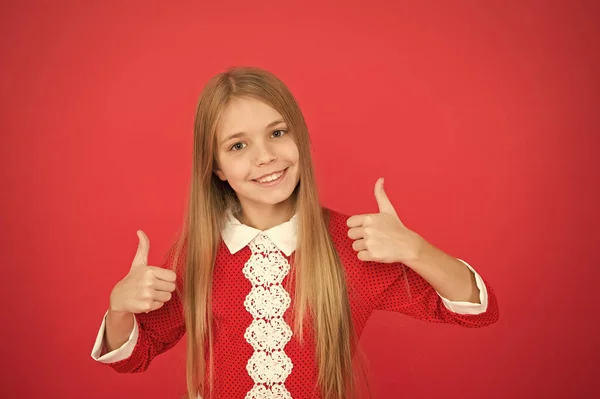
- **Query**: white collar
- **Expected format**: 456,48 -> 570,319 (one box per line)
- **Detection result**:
221,211 -> 298,256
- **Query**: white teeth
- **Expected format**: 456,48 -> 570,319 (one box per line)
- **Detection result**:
256,170 -> 284,183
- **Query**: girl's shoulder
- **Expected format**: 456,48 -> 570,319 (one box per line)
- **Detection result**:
322,206 -> 350,230
321,206 -> 355,253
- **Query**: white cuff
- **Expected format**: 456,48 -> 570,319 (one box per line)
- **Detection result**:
438,258 -> 489,315
90,310 -> 139,363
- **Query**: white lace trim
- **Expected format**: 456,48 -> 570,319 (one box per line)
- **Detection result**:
243,234 -> 294,399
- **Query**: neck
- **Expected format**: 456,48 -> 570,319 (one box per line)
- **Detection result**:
236,198 -> 296,230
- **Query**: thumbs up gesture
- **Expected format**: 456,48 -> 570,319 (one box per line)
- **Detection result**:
346,178 -> 426,264
109,230 -> 177,314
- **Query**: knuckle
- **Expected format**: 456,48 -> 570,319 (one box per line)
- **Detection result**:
142,288 -> 153,299
142,274 -> 155,286
143,268 -> 155,278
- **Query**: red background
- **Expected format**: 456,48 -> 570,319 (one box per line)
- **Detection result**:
1,1 -> 598,398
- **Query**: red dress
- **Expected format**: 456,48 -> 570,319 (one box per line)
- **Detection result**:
91,208 -> 499,398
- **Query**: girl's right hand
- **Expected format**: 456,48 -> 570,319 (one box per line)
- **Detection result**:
109,230 -> 177,314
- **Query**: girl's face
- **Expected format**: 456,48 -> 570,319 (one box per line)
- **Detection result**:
214,96 -> 300,212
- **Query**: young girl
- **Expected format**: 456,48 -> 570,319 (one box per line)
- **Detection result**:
91,67 -> 499,399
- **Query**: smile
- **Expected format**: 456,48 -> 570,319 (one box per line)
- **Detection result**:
253,168 -> 288,186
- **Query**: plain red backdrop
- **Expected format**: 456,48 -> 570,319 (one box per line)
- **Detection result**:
1,0 -> 598,398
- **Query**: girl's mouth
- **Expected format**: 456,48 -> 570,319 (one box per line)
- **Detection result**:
252,167 -> 288,186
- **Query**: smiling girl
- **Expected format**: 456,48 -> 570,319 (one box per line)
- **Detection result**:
91,67 -> 499,399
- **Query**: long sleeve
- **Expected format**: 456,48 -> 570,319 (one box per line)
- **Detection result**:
367,259 -> 499,327
91,311 -> 140,363
437,258 -> 489,315
89,241 -> 187,373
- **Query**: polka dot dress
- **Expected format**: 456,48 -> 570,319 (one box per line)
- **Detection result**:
102,209 -> 499,398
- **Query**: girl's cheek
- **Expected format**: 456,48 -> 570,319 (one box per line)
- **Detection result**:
232,158 -> 252,178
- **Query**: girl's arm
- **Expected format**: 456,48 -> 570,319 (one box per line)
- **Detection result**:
405,240 -> 481,303
91,288 -> 185,372
341,179 -> 499,326
367,258 -> 498,327
90,238 -> 186,372
104,310 -> 135,353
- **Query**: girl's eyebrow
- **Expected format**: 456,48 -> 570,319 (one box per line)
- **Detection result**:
220,119 -> 286,145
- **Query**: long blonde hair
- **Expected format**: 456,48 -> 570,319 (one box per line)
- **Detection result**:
172,66 -> 368,398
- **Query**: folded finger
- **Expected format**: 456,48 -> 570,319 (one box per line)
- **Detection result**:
149,266 -> 177,282
347,227 -> 365,240
352,239 -> 367,252
153,279 -> 176,292
153,290 -> 173,303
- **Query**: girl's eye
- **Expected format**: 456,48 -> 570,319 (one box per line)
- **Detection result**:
229,130 -> 286,151
230,142 -> 246,151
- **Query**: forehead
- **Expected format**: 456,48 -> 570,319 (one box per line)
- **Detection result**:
217,97 -> 284,137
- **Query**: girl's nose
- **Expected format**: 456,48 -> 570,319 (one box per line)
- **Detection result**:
254,143 -> 277,166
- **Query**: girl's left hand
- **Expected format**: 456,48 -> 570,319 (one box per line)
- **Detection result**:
347,178 -> 427,264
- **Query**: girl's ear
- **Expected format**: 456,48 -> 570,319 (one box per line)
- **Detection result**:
213,167 -> 226,181
213,157 -> 227,181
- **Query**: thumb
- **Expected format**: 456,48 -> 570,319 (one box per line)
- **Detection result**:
374,177 -> 397,216
131,230 -> 150,269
